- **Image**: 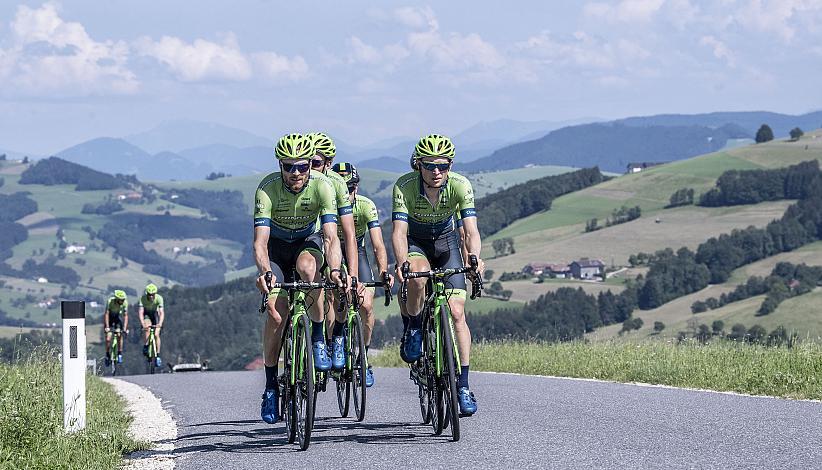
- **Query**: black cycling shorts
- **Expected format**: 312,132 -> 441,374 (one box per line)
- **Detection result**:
108,315 -> 123,329
407,229 -> 466,291
268,232 -> 324,284
143,311 -> 158,326
343,242 -> 375,283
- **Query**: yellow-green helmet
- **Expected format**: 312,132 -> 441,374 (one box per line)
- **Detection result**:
113,290 -> 127,300
145,283 -> 158,295
332,162 -> 360,184
308,132 -> 336,159
413,134 -> 455,160
275,133 -> 314,160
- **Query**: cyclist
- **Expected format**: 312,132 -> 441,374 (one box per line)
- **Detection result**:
103,290 -> 128,367
306,132 -> 360,371
138,283 -> 164,368
331,161 -> 393,386
253,133 -> 345,424
392,134 -> 485,416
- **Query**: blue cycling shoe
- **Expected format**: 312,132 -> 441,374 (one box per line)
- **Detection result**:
260,389 -> 279,424
331,336 -> 346,370
117,354 -> 123,364
365,366 -> 374,387
458,387 -> 477,416
313,340 -> 332,371
401,328 -> 423,363
155,356 -> 162,368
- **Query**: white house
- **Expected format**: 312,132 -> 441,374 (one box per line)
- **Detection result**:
64,244 -> 87,254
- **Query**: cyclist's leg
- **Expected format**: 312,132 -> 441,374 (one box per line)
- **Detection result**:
263,239 -> 296,389
295,233 -> 325,324
104,324 -> 113,358
357,246 -> 376,346
405,237 -> 432,318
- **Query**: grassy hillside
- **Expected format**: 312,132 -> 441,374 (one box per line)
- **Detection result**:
484,130 -> 822,336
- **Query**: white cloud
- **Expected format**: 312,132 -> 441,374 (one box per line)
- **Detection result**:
584,0 -> 665,23
518,30 -> 650,70
0,3 -> 137,96
135,33 -> 251,81
135,32 -> 309,82
407,30 -> 505,70
394,6 -> 438,30
734,0 -> 822,42
252,52 -> 309,81
699,35 -> 735,66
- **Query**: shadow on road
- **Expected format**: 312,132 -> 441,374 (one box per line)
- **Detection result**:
173,416 -> 451,455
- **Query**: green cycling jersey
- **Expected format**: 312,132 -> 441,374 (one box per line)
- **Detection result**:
139,294 -> 164,312
106,297 -> 128,316
392,171 -> 476,239
323,169 -> 353,217
338,194 -> 380,246
254,171 -> 338,241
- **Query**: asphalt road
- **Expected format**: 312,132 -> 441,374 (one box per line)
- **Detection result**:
125,368 -> 822,469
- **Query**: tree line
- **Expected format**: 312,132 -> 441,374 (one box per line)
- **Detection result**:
19,157 -> 130,190
585,205 -> 641,232
698,160 -> 820,207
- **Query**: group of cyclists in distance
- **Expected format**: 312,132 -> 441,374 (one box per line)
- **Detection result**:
253,132 -> 485,426
102,284 -> 166,368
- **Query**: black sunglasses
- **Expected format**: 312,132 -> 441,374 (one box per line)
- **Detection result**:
281,162 -> 311,173
420,161 -> 451,172
310,158 -> 326,169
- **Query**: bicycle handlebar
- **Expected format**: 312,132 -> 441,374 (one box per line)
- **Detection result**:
258,270 -> 347,313
399,256 -> 483,303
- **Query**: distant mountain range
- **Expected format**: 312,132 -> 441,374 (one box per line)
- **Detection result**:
462,111 -> 822,173
28,110 -> 822,180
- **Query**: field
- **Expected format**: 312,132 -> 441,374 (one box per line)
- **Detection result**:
371,340 -> 822,400
370,295 -> 520,321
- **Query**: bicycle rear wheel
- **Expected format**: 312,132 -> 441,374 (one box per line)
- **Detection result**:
439,304 -> 461,442
147,336 -> 156,375
350,314 -> 367,422
426,310 -> 445,436
336,370 -> 351,417
294,315 -> 315,451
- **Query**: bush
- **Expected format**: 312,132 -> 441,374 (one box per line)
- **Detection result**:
19,157 -> 128,190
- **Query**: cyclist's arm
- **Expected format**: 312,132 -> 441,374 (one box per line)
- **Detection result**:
322,221 -> 342,272
157,307 -> 165,328
459,224 -> 469,266
103,309 -> 110,329
122,309 -> 128,331
369,225 -> 389,276
253,226 -> 273,292
340,214 -> 358,279
392,220 -> 409,271
460,216 -> 482,265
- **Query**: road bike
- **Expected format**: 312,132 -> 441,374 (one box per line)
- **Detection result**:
145,325 -> 158,375
401,255 -> 483,442
259,273 -> 341,451
334,273 -> 392,422
108,327 -> 124,376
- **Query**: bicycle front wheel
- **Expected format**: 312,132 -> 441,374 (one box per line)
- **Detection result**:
294,315 -> 315,451
350,313 -> 367,422
426,310 -> 445,436
439,304 -> 461,442
281,326 -> 297,444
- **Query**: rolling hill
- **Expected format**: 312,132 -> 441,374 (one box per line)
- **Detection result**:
482,129 -> 822,339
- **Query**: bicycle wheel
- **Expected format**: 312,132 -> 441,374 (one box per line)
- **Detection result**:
418,317 -> 435,425
109,338 -> 118,376
147,335 -> 156,375
336,325 -> 351,418
439,304 -> 461,442
281,326 -> 297,444
426,310 -> 445,436
350,314 -> 367,422
294,315 -> 315,451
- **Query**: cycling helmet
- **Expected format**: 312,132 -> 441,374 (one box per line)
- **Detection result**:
308,132 -> 336,159
113,290 -> 127,300
275,133 -> 314,160
409,154 -> 419,171
413,134 -> 455,160
332,162 -> 360,185
145,283 -> 158,295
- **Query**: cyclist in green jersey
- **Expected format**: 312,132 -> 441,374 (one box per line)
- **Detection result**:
331,161 -> 394,386
253,133 -> 345,424
393,134 -> 485,416
306,132 -> 360,370
138,283 -> 165,368
103,290 -> 129,367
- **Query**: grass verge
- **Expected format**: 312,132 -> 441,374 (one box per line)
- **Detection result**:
372,340 -> 822,400
0,349 -> 146,469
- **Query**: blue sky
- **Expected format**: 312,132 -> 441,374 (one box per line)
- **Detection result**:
1,0 -> 821,154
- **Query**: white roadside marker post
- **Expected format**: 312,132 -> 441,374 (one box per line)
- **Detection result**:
62,300 -> 86,433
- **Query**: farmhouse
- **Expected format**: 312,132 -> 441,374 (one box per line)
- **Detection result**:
570,258 -> 605,280
626,162 -> 665,174
64,244 -> 86,254
522,262 -> 571,278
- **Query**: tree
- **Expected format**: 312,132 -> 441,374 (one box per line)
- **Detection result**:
728,323 -> 746,341
711,320 -> 724,336
22,156 -> 29,164
483,269 -> 494,281
789,127 -> 804,141
755,124 -> 774,143
696,324 -> 712,343
653,321 -> 665,333
747,324 -> 767,343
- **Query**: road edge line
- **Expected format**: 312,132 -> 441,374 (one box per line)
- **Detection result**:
103,377 -> 177,469
475,370 -> 822,403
